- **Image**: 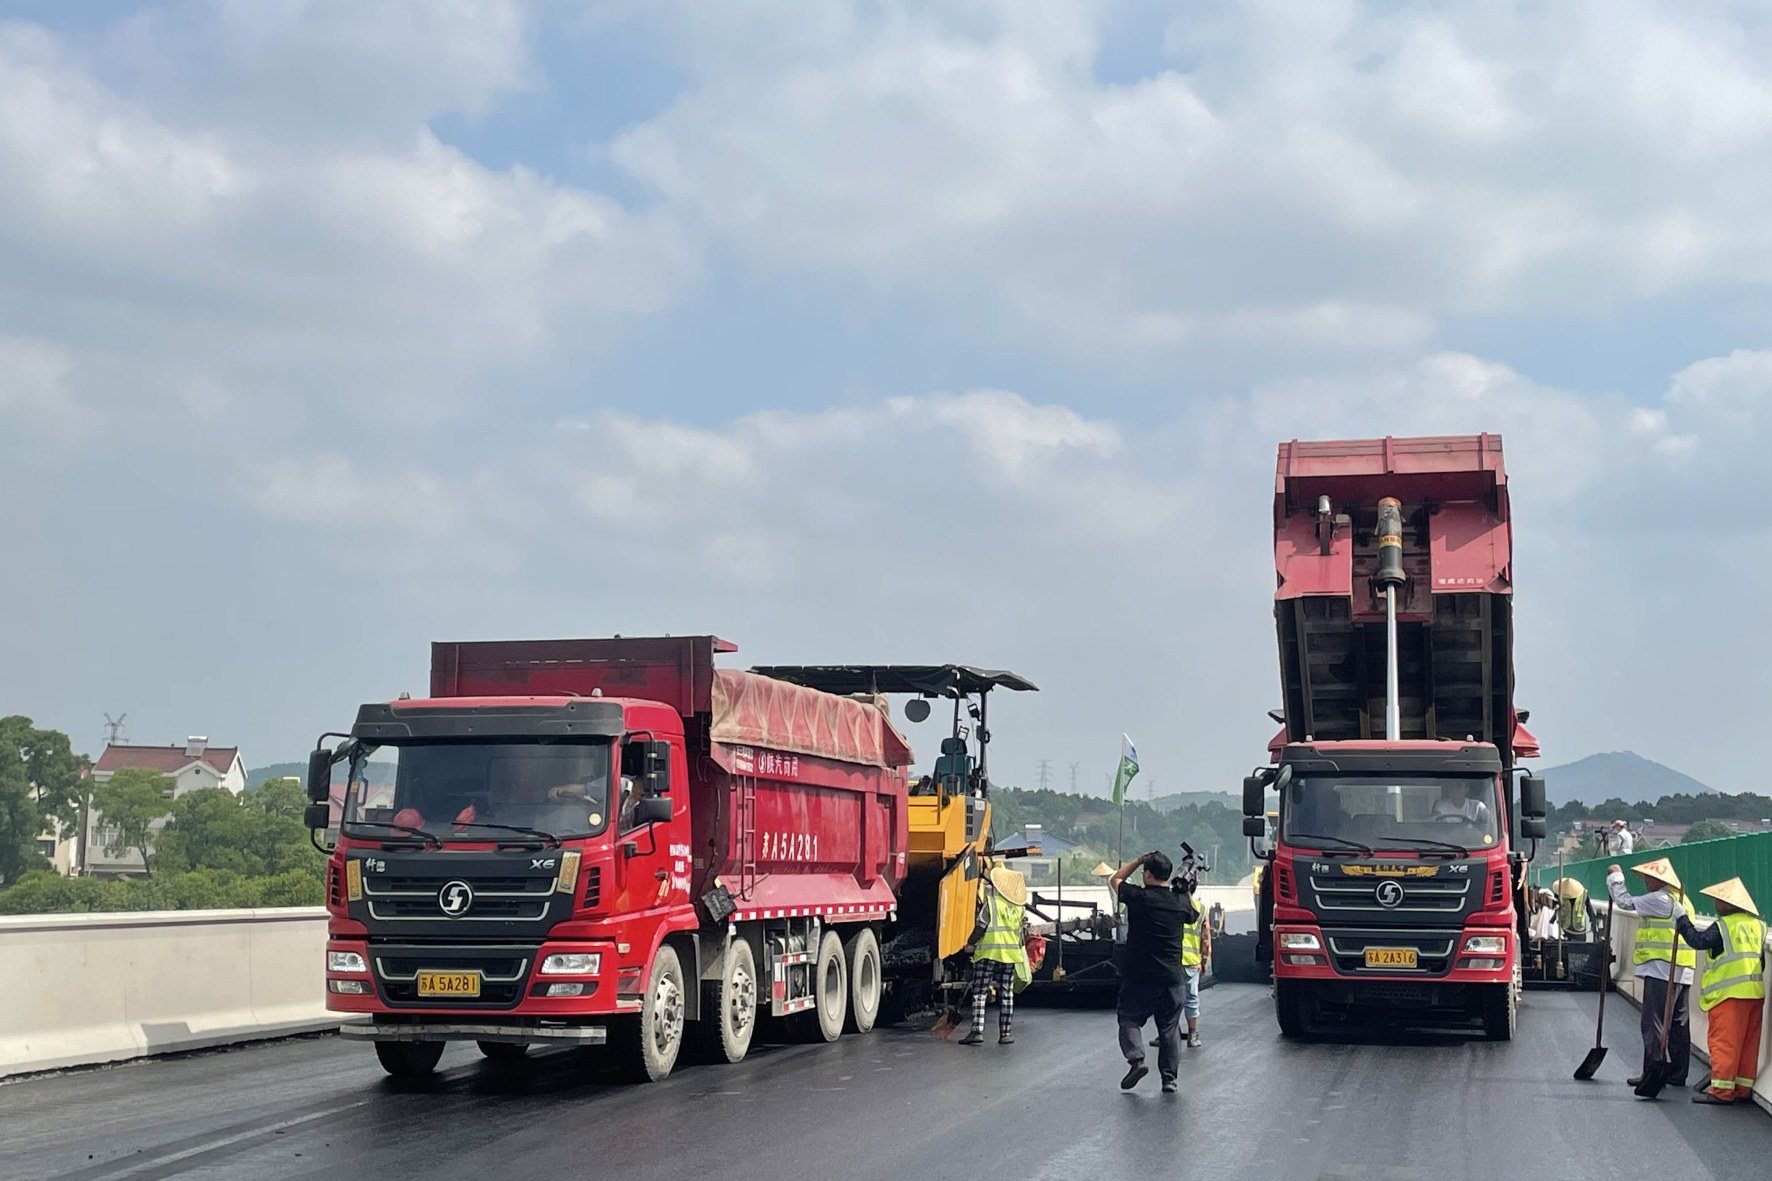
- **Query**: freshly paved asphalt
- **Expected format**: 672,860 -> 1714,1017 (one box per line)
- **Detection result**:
5,984 -> 1770,1181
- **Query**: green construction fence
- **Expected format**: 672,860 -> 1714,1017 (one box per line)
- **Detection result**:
1533,830 -> 1772,916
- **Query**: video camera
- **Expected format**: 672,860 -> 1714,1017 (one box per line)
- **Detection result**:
1171,841 -> 1209,896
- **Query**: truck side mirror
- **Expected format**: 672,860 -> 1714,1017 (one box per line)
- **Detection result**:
303,803 -> 331,830
306,748 -> 333,803
1243,816 -> 1265,837
641,740 -> 672,795
635,796 -> 672,825
1242,775 -> 1265,818
1521,816 -> 1547,839
1520,775 -> 1547,819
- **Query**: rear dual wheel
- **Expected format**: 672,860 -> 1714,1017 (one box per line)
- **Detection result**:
786,930 -> 848,1043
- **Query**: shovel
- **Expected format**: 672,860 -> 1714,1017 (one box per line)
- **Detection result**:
1634,889 -> 1686,1099
1574,899 -> 1612,1080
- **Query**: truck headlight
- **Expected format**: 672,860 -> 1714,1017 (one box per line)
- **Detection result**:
1464,936 -> 1506,954
540,953 -> 600,975
328,951 -> 367,974
328,979 -> 368,994
1279,933 -> 1322,952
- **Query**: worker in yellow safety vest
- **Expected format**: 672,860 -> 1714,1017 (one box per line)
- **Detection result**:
1676,878 -> 1766,1106
1151,903 -> 1212,1049
961,866 -> 1029,1047
1608,857 -> 1698,1091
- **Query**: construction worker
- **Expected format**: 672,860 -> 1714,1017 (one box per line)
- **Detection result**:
1608,858 -> 1697,1091
961,865 -> 1029,1046
1677,878 -> 1766,1105
1152,894 -> 1211,1049
1610,820 -> 1636,855
1555,877 -> 1591,941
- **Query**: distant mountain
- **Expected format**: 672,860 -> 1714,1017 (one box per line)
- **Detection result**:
1150,791 -> 1238,813
246,761 -> 396,790
1539,751 -> 1715,805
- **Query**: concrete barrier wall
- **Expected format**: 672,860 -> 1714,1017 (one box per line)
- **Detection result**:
1602,905 -> 1771,1113
0,908 -> 338,1079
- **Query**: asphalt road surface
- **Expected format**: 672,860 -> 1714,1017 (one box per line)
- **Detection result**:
5,984 -> 1770,1181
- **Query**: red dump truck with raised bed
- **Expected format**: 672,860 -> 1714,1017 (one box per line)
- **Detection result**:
1241,435 -> 1549,1040
305,636 -> 911,1081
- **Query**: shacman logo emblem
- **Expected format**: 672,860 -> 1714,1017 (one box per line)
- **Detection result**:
438,880 -> 474,917
1375,880 -> 1405,908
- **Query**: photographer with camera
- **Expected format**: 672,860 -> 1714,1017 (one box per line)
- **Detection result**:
1109,849 -> 1200,1093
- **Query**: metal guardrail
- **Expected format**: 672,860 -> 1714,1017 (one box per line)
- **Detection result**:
1534,830 -> 1772,915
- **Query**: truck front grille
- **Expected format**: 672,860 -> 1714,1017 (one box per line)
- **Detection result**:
1309,875 -> 1470,913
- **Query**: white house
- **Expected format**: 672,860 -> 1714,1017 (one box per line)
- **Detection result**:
79,738 -> 246,877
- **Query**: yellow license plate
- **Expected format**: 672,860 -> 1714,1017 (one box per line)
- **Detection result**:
417,971 -> 481,997
1364,948 -> 1418,968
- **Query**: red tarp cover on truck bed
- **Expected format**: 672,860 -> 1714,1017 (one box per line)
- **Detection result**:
710,669 -> 911,770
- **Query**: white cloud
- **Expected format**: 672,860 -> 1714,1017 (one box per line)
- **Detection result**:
0,18 -> 699,456
605,0 -> 1772,360
0,336 -> 88,448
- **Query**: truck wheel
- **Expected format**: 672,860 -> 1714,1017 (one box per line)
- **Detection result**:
844,927 -> 883,1034
476,1041 -> 530,1062
698,938 -> 759,1064
374,1041 -> 444,1077
1481,983 -> 1516,1042
786,930 -> 848,1043
616,945 -> 687,1082
1275,981 -> 1312,1040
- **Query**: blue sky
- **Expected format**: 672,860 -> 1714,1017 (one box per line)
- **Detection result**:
5,0 -> 1772,796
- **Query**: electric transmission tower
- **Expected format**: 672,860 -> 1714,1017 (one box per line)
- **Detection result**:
1035,759 -> 1053,790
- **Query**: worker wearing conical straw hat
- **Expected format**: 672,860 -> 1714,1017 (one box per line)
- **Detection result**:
961,865 -> 1030,1047
1675,878 -> 1766,1105
1554,877 -> 1591,939
1608,857 -> 1698,1092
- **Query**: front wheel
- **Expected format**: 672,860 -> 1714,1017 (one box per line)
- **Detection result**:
698,938 -> 759,1064
1275,980 -> 1313,1040
1481,983 -> 1516,1042
374,1040 -> 444,1077
616,945 -> 687,1082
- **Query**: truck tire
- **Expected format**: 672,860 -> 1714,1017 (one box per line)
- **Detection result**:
476,1041 -> 530,1062
1481,983 -> 1516,1042
698,938 -> 759,1064
615,945 -> 687,1082
374,1041 -> 444,1077
844,927 -> 883,1035
786,930 -> 848,1043
1275,980 -> 1312,1040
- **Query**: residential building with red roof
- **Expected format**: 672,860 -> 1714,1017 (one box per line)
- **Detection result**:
80,738 -> 246,877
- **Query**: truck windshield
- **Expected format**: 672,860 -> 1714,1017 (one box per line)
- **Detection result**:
341,739 -> 614,842
1280,774 -> 1501,852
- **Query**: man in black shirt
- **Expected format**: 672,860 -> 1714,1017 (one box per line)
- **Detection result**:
1110,850 -> 1197,1092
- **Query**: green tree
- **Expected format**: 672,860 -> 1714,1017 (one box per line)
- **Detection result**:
0,718 -> 87,885
90,767 -> 173,877
152,781 -> 324,879
1681,819 -> 1735,844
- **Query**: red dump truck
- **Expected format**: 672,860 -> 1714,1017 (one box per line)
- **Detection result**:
1241,435 -> 1549,1040
305,636 -> 912,1081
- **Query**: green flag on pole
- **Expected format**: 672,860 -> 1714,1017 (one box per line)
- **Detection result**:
1111,734 -> 1139,807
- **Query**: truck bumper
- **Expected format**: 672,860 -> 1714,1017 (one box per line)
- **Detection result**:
323,938 -> 626,1019
1272,923 -> 1515,995
341,1021 -> 607,1046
